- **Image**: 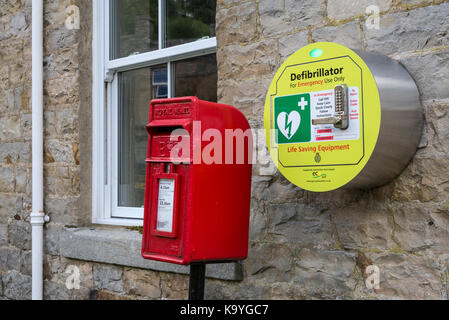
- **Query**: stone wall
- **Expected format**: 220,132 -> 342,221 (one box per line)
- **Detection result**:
0,0 -> 33,300
0,0 -> 448,300
1,0 -> 80,299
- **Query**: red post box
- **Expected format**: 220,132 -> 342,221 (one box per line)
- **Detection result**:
142,97 -> 252,265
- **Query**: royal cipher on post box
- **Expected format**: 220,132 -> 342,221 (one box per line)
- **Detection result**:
142,97 -> 252,265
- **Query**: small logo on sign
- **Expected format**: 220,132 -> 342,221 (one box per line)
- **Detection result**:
315,153 -> 322,163
313,172 -> 327,179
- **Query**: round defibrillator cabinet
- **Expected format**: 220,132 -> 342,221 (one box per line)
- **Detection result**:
264,42 -> 423,192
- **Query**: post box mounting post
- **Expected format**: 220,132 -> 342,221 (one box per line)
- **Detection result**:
189,263 -> 206,300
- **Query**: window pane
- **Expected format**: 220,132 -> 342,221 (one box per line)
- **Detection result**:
118,66 -> 168,208
173,54 -> 217,102
166,0 -> 216,48
110,0 -> 159,60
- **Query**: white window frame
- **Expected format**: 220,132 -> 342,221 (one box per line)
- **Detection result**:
92,0 -> 217,226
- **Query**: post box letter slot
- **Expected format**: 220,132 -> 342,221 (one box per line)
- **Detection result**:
146,119 -> 191,135
147,125 -> 185,135
151,172 -> 180,239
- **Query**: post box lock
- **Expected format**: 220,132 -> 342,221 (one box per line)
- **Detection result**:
142,97 -> 253,265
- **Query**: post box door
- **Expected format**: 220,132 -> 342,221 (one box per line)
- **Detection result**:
144,162 -> 190,259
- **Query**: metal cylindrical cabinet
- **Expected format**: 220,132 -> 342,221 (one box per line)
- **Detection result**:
347,51 -> 423,189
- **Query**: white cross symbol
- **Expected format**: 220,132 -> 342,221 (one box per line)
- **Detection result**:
298,97 -> 308,110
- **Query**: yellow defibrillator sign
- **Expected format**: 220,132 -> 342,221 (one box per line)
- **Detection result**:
264,42 -> 382,192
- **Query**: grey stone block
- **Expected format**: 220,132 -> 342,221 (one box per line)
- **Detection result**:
44,224 -> 61,255
327,0 -> 392,20
0,224 -> 7,246
400,50 -> 449,100
267,203 -> 334,248
0,194 -> 23,223
278,31 -> 309,60
364,3 -> 449,56
331,206 -> 393,250
2,271 -> 31,300
365,252 -> 441,299
249,199 -> 267,242
20,250 -> 31,276
44,139 -> 75,164
15,166 -> 31,194
216,2 -> 258,45
6,247 -> 21,272
0,272 -> 3,296
10,11 -> 29,37
43,280 -> 71,300
44,197 -> 78,225
0,142 -> 31,165
218,39 -> 278,81
392,203 -> 449,254
284,0 -> 326,28
60,228 -> 243,281
93,264 -> 123,292
246,242 -> 293,283
8,221 -> 31,250
0,115 -> 22,141
294,249 -> 357,299
0,247 -> 7,270
259,0 -> 325,37
0,247 -> 22,272
312,21 -> 363,50
0,166 -> 14,193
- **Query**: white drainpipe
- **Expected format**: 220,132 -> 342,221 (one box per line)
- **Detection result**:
31,0 -> 49,301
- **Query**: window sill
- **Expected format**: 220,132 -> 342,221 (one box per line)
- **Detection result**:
59,227 -> 243,281
93,217 -> 144,227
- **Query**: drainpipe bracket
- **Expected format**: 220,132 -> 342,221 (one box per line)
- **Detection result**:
30,212 -> 50,226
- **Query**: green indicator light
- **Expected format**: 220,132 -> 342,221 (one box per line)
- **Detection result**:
310,48 -> 323,58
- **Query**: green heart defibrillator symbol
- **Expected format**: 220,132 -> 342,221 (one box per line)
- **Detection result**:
274,93 -> 311,144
